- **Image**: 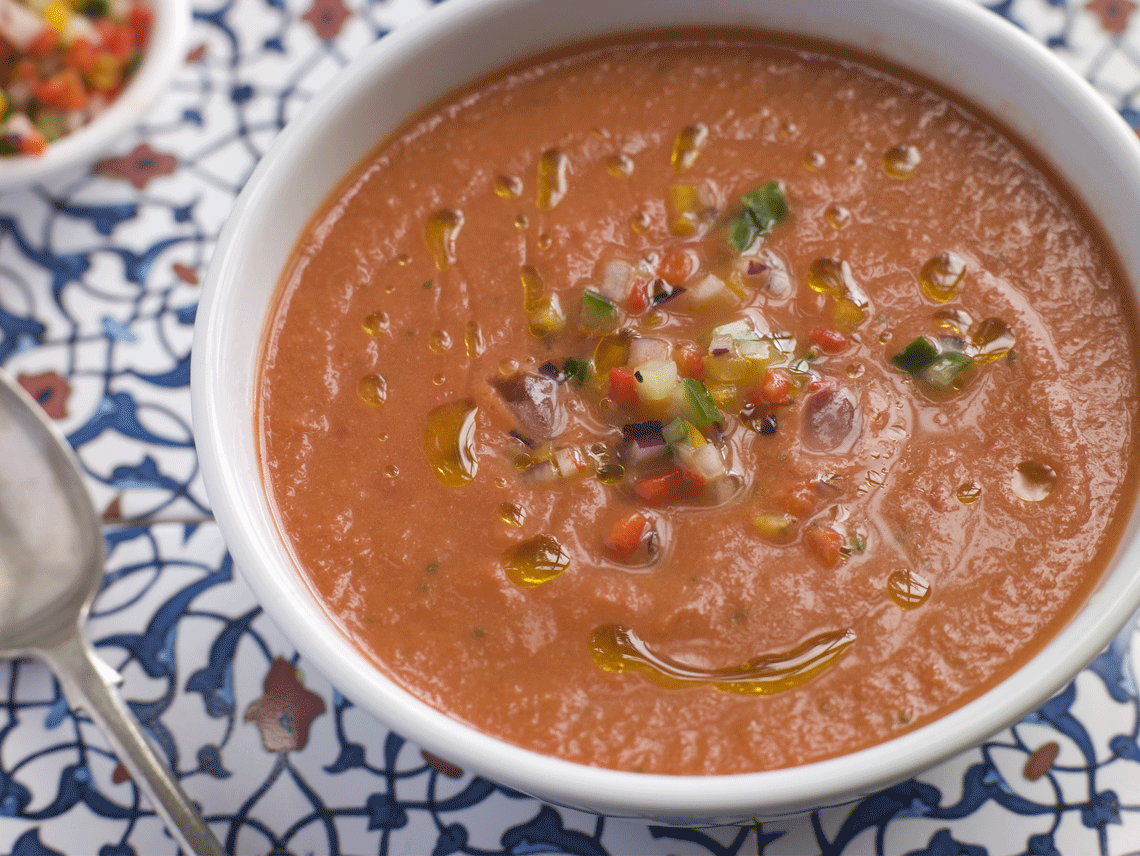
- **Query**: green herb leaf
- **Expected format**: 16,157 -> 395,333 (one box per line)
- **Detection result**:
740,181 -> 788,233
726,212 -> 759,252
579,289 -> 618,331
679,377 -> 723,425
562,357 -> 590,385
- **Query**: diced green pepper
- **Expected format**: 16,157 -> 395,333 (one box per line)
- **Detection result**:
923,351 -> 973,388
726,212 -> 760,253
562,357 -> 590,386
678,377 -> 723,425
579,289 -> 618,331
891,336 -> 940,374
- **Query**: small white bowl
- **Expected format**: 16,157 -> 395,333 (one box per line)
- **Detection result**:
0,0 -> 190,191
194,0 -> 1140,823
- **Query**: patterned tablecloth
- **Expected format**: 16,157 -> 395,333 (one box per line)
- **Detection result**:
1,0 -> 1139,853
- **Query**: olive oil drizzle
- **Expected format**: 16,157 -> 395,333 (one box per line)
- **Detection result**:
590,624 -> 856,695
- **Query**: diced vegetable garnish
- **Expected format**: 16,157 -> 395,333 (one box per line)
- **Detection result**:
923,351 -> 973,388
726,181 -> 788,252
562,357 -> 590,385
633,469 -> 685,505
673,377 -> 722,425
0,0 -> 152,155
579,289 -> 618,331
605,511 -> 649,554
634,358 -> 679,403
890,336 -> 940,374
607,366 -> 639,409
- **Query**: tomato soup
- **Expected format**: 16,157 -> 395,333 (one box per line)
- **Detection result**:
258,35 -> 1140,774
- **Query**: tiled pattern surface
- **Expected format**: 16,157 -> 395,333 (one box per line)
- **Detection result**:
1,0 -> 1139,853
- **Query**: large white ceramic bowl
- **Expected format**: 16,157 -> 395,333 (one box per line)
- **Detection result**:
193,0 -> 1140,822
0,0 -> 190,190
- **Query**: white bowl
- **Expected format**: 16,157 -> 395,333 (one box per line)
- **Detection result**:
193,0 -> 1140,822
0,0 -> 191,190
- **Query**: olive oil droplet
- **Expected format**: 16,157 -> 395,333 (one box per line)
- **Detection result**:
514,214 -> 529,229
423,399 -> 479,487
358,374 -> 387,406
503,534 -> 570,587
605,153 -> 634,177
537,233 -> 553,250
887,569 -> 931,610
883,144 -> 921,179
670,123 -> 708,172
955,481 -> 982,505
920,252 -> 967,302
803,149 -> 825,171
363,312 -> 390,336
498,502 -> 527,527
425,209 -> 463,271
429,329 -> 452,354
1011,461 -> 1057,502
494,175 -> 522,199
629,210 -> 650,234
465,321 -> 485,358
825,205 -> 851,229
536,148 -> 569,209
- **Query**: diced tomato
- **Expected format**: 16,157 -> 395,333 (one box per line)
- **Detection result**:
35,68 -> 87,110
128,3 -> 153,49
626,276 -> 649,313
772,481 -> 816,517
604,511 -> 648,554
759,367 -> 792,404
67,38 -> 99,74
657,247 -> 697,285
607,366 -> 638,410
633,469 -> 685,505
810,327 -> 849,354
96,20 -> 134,56
14,130 -> 47,155
14,59 -> 40,87
680,467 -> 706,494
675,344 -> 706,380
804,523 -> 844,567
26,30 -> 60,58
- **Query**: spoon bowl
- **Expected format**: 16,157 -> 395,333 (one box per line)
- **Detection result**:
0,369 -> 225,856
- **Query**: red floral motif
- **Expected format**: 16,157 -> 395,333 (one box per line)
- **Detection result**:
18,371 -> 70,420
112,763 -> 130,784
95,143 -> 178,190
1086,0 -> 1137,33
303,0 -> 350,41
421,751 -> 463,779
172,262 -> 199,285
102,495 -> 123,522
244,658 -> 326,753
186,43 -> 207,63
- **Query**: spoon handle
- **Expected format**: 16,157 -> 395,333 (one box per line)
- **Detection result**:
40,632 -> 228,856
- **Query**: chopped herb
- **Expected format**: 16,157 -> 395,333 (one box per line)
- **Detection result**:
726,181 -> 788,251
422,279 -> 434,289
426,562 -> 439,574
471,627 -> 486,638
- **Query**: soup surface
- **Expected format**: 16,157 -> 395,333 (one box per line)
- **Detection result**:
259,35 -> 1140,774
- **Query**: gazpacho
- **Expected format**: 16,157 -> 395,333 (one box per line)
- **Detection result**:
258,35 -> 1140,774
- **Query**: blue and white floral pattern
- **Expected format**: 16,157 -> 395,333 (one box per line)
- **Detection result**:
0,0 -> 1139,853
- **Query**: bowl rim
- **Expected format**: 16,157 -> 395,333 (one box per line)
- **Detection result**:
0,0 -> 191,191
193,0 -> 1140,819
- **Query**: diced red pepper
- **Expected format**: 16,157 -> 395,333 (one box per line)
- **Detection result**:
633,469 -> 685,505
759,368 -> 792,404
128,3 -> 154,49
36,69 -> 87,110
675,344 -> 706,380
810,327 -> 849,354
605,511 -> 648,554
27,30 -> 60,58
657,247 -> 696,285
67,38 -> 100,75
626,277 -> 649,313
96,20 -> 134,56
607,366 -> 638,410
804,523 -> 844,567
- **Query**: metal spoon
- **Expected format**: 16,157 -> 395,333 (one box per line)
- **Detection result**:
0,370 -> 226,856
